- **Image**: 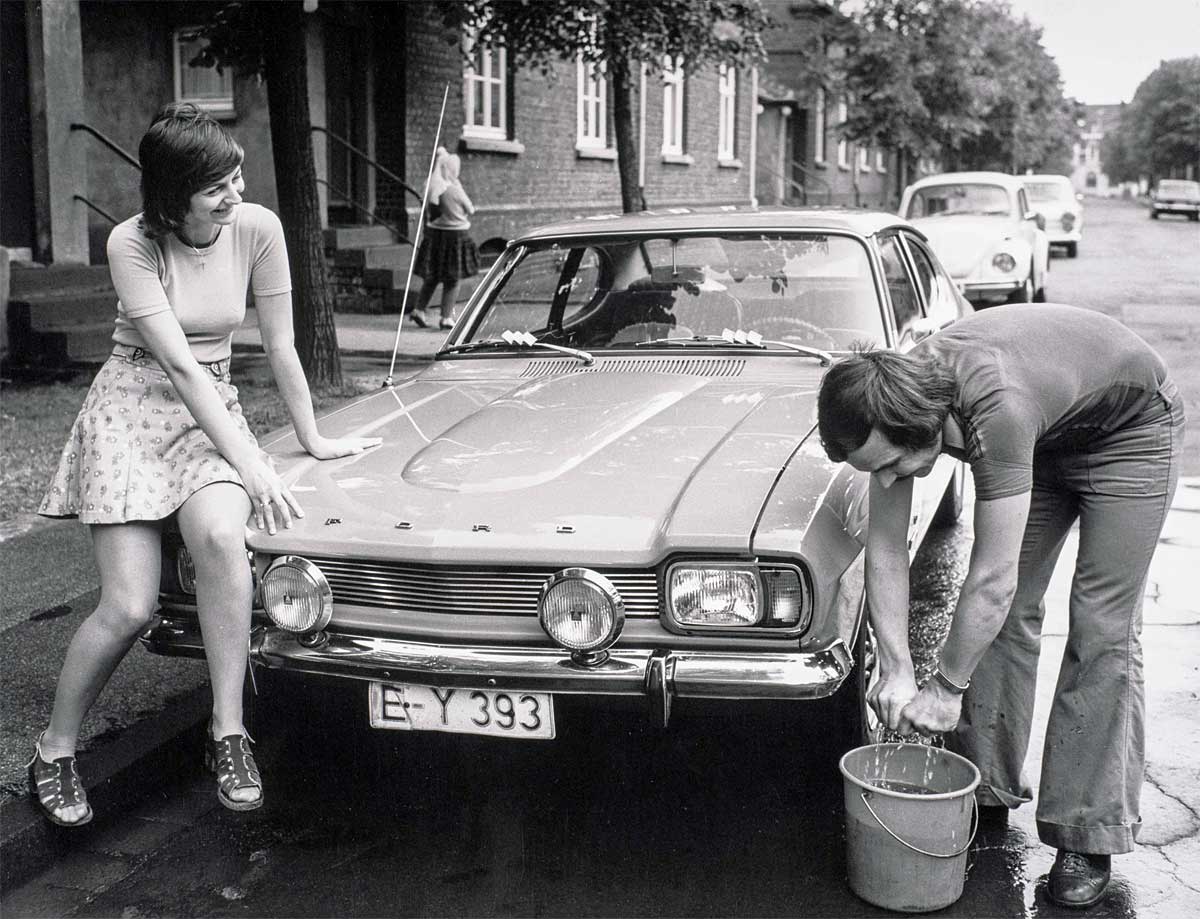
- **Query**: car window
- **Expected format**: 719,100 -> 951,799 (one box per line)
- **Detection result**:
878,234 -> 922,338
1024,181 -> 1072,203
902,233 -> 960,328
1158,181 -> 1200,199
905,183 -> 1012,218
464,233 -> 888,352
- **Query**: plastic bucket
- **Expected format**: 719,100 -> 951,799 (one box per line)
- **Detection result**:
839,742 -> 980,913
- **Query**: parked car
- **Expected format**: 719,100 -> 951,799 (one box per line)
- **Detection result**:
1150,179 -> 1200,221
144,208 -> 970,753
900,171 -> 1050,307
1023,174 -> 1083,257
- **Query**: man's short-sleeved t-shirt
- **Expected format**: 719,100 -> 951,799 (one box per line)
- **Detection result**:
916,304 -> 1168,500
107,202 -> 291,362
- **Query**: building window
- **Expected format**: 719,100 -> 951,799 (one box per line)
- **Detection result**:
858,145 -> 871,171
836,97 -> 849,169
463,36 -> 508,139
173,29 -> 234,118
813,88 -> 826,164
662,56 -> 686,156
717,64 -> 737,161
577,59 -> 609,150
875,148 -> 886,172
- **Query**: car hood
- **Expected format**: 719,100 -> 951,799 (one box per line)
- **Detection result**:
256,365 -> 830,566
909,216 -> 1020,275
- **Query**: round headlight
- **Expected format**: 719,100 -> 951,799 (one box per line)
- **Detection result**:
1061,212 -> 1076,230
260,556 -> 332,634
538,568 -> 624,661
992,252 -> 1017,273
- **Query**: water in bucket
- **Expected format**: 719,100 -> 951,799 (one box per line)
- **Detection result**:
839,742 -> 980,913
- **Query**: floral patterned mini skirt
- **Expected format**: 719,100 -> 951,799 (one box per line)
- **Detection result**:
38,345 -> 257,525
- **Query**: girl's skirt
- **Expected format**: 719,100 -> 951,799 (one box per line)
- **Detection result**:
38,345 -> 258,525
413,226 -> 480,283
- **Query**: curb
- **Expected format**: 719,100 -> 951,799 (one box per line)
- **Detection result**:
0,691 -> 209,892
230,342 -> 438,363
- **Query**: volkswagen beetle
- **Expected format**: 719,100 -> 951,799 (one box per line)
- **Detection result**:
901,171 -> 1050,306
144,208 -> 970,751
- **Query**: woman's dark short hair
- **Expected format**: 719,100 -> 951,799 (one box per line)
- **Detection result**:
817,349 -> 956,462
138,102 -> 243,239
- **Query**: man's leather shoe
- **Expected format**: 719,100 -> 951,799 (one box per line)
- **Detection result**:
1048,850 -> 1111,908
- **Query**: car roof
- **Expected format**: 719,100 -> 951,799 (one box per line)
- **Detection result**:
904,171 -> 1026,192
511,206 -> 919,244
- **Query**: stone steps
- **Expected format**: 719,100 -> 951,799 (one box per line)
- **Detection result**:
5,266 -> 118,367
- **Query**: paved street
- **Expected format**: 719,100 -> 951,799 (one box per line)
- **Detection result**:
2,197 -> 1198,918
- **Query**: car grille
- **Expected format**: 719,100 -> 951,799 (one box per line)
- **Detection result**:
521,357 -> 745,378
304,556 -> 661,617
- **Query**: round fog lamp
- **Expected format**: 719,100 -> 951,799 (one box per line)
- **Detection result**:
260,556 -> 332,634
539,568 -> 624,663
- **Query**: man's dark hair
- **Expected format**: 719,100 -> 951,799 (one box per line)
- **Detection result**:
817,349 -> 956,462
138,102 -> 244,239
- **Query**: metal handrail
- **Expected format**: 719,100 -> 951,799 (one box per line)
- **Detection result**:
788,157 -> 833,200
74,194 -> 122,225
314,178 -> 408,243
311,125 -> 421,203
70,122 -> 140,171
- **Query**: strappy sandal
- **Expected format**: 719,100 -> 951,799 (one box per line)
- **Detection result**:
205,730 -> 263,812
27,733 -> 93,828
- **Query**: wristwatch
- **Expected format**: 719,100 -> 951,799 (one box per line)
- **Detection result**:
933,666 -> 970,695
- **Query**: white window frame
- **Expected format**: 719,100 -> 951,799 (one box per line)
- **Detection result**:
173,28 -> 234,118
836,97 -> 849,169
813,88 -> 826,164
717,64 -> 737,161
876,148 -> 887,172
576,58 -> 609,150
463,35 -> 508,140
858,145 -> 871,171
662,56 -> 686,156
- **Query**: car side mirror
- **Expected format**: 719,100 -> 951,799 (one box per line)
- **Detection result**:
899,316 -> 940,348
1028,212 -> 1046,231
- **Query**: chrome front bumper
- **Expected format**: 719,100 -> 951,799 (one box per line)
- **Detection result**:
141,619 -> 853,726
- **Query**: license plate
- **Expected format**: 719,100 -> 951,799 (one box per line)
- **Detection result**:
368,682 -> 556,739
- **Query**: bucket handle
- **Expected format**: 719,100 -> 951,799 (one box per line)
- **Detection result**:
860,792 -> 979,859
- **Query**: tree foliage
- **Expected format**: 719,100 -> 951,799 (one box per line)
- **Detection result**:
827,0 -> 1076,187
438,0 -> 771,212
1108,57 -> 1200,184
187,1 -> 343,387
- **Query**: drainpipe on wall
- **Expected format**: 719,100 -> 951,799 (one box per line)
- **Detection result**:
638,64 -> 647,208
748,66 -> 758,207
306,18 -> 328,228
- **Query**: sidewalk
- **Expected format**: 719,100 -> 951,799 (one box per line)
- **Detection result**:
232,306 -> 450,361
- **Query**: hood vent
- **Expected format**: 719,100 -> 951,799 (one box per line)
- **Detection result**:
521,357 -> 746,378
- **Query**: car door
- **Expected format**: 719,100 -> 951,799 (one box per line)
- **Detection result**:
1016,187 -> 1049,289
877,233 -> 939,554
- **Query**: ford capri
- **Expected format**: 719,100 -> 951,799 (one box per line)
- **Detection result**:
144,209 -> 969,751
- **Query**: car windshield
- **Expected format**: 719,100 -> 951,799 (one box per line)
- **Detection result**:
456,233 -> 887,353
1024,181 -> 1072,203
906,183 -> 1013,218
1158,181 -> 1200,199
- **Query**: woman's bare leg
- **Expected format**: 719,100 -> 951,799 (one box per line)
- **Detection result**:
40,521 -> 163,822
175,482 -> 258,803
440,280 -> 461,320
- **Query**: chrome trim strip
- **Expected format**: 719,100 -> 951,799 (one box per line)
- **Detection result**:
140,619 -> 851,701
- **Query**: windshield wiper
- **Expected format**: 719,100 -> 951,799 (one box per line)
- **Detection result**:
438,330 -> 594,365
634,329 -> 831,365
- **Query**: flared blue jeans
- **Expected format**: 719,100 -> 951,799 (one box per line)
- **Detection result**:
950,379 -> 1185,854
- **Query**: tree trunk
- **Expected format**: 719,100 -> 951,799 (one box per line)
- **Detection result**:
608,53 -> 643,213
262,2 -> 342,388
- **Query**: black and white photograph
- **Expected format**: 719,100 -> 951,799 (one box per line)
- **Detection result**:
1,1 -> 1198,916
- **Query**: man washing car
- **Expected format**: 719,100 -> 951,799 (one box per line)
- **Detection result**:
817,304 -> 1184,908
